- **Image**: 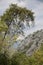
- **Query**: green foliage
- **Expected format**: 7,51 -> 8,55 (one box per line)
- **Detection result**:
0,20 -> 8,32
1,4 -> 34,27
0,52 -> 10,65
0,43 -> 43,65
0,4 -> 34,50
0,3 -> 43,64
28,43 -> 43,65
1,3 -> 43,65
11,52 -> 29,65
0,20 -> 8,51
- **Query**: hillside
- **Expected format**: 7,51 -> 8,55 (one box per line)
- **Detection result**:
17,29 -> 43,56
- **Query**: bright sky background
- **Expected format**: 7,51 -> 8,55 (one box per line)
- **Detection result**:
0,0 -> 43,35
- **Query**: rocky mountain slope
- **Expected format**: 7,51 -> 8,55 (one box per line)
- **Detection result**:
17,29 -> 43,56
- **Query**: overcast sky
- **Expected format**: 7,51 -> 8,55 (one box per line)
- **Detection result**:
0,0 -> 43,35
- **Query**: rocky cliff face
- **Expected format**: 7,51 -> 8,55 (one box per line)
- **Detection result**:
17,29 -> 43,56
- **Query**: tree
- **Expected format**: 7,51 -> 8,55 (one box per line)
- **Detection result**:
0,4 -> 34,54
1,4 -> 34,42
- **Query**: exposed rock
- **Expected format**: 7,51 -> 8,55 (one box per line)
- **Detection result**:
17,29 -> 43,56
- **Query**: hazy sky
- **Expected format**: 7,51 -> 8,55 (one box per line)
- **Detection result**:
0,0 -> 43,34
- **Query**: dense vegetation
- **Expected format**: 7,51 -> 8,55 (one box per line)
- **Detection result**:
0,3 -> 43,65
0,43 -> 43,65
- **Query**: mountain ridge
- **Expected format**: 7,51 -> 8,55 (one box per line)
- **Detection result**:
17,29 -> 43,56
